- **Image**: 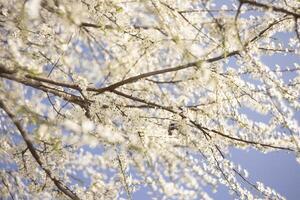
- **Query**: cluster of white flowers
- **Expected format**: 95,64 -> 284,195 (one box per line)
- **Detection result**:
0,0 -> 299,199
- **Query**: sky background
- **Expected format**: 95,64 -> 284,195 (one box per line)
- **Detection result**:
132,28 -> 300,200
1,1 -> 299,199
132,148 -> 300,200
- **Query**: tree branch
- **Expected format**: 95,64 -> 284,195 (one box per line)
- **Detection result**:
0,99 -> 81,200
91,51 -> 239,95
240,0 -> 300,18
0,67 -> 90,113
112,90 -> 294,152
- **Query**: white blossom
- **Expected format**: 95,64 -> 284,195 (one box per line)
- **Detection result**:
0,0 -> 299,199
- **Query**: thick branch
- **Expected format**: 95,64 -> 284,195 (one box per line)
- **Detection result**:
1,16 -> 287,100
0,68 -> 87,108
91,51 -> 239,94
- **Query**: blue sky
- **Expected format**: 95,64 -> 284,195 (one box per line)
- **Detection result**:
132,24 -> 300,200
131,148 -> 300,200
1,1 -> 299,199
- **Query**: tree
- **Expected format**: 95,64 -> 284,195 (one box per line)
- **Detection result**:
0,0 -> 299,199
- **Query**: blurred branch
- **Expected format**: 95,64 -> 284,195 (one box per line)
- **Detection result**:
0,99 -> 81,200
240,0 -> 300,18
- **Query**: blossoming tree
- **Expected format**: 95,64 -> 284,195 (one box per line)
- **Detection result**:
0,0 -> 299,199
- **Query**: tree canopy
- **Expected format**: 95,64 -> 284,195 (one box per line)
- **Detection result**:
0,0 -> 299,199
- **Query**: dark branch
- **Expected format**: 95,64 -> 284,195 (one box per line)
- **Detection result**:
240,0 -> 300,18
0,99 -> 81,200
91,51 -> 239,95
